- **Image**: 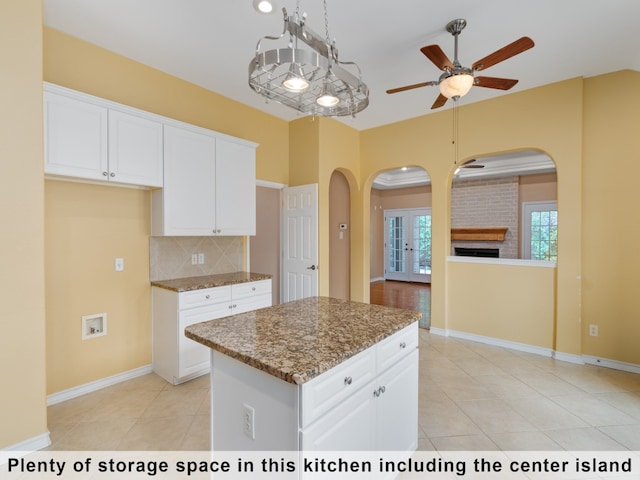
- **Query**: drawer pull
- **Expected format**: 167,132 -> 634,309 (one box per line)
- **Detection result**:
228,305 -> 233,309
399,341 -> 407,349
344,376 -> 352,386
205,294 -> 210,300
252,287 -> 256,291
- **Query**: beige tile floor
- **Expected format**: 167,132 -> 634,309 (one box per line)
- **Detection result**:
46,330 -> 640,451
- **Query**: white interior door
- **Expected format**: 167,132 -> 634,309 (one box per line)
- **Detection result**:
282,184 -> 318,302
384,208 -> 431,283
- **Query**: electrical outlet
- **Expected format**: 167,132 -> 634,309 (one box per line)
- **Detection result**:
114,258 -> 124,272
243,403 -> 255,440
191,254 -> 197,265
198,253 -> 205,265
589,324 -> 598,337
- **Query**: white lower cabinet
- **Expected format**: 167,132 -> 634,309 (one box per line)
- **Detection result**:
300,345 -> 418,451
152,279 -> 272,384
209,321 -> 418,452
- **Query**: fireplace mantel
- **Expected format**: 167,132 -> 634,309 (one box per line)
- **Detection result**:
451,227 -> 508,242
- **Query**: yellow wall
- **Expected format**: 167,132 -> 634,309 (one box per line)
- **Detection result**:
43,28 -> 291,394
448,261 -> 556,348
45,181 -> 151,392
0,0 -> 47,449
582,70 -> 640,364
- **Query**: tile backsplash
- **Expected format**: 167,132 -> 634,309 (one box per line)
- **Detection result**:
150,236 -> 244,281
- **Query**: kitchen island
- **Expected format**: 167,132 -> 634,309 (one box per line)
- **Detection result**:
185,296 -> 420,451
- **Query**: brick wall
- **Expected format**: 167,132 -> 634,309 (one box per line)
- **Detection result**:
451,176 -> 519,258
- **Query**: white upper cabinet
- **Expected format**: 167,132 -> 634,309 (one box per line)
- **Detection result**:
44,83 -> 258,236
152,124 -> 257,236
44,84 -> 163,188
215,139 -> 256,236
156,125 -> 217,236
44,91 -> 108,181
108,109 -> 163,187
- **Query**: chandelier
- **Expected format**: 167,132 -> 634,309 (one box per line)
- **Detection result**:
248,0 -> 369,117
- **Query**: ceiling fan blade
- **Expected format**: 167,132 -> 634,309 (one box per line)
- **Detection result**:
475,76 -> 519,90
420,45 -> 454,71
472,37 -> 534,71
431,94 -> 448,109
386,82 -> 431,94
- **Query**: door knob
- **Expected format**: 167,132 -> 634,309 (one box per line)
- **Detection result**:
306,265 -> 317,270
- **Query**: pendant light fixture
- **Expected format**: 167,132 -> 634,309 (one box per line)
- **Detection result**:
248,0 -> 369,117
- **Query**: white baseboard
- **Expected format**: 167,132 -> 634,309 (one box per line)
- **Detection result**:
554,351 -> 585,365
47,364 -> 153,406
1,432 -> 50,457
370,277 -> 385,283
430,328 -> 554,357
583,355 -> 640,374
429,329 -> 640,374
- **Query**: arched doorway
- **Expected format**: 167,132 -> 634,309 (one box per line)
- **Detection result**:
369,167 -> 432,328
329,170 -> 351,300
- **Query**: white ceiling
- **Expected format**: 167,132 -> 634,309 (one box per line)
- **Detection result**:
43,0 -> 640,131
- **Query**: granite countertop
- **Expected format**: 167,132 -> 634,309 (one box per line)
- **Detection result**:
151,271 -> 272,292
185,296 -> 421,385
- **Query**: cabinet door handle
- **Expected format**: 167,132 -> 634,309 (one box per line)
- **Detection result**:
252,287 -> 256,291
233,304 -> 237,308
228,305 -> 233,309
399,341 -> 407,349
110,172 -> 115,177
373,386 -> 386,398
344,376 -> 352,386
102,171 -> 108,177
205,294 -> 210,300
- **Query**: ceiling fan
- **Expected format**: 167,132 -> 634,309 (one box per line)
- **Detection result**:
387,19 -> 534,109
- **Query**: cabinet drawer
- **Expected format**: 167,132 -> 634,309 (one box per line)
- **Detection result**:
300,346 -> 376,428
179,286 -> 231,310
231,279 -> 272,300
376,322 -> 418,373
233,294 -> 272,315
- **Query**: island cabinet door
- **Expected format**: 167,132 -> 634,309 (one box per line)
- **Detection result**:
300,379 -> 377,451
375,349 -> 419,451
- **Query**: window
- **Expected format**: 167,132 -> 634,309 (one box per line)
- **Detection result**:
522,201 -> 558,261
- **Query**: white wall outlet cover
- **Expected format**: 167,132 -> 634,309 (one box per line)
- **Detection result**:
115,258 -> 124,271
243,403 -> 255,439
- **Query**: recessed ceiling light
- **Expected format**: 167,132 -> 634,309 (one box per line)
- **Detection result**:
253,0 -> 276,14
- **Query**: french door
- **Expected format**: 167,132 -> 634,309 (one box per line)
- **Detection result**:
384,208 -> 431,283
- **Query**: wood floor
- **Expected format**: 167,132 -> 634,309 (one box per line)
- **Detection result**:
370,280 -> 431,328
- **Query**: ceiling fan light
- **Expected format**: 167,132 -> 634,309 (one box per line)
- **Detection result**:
282,63 -> 309,92
439,73 -> 474,99
316,79 -> 340,107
